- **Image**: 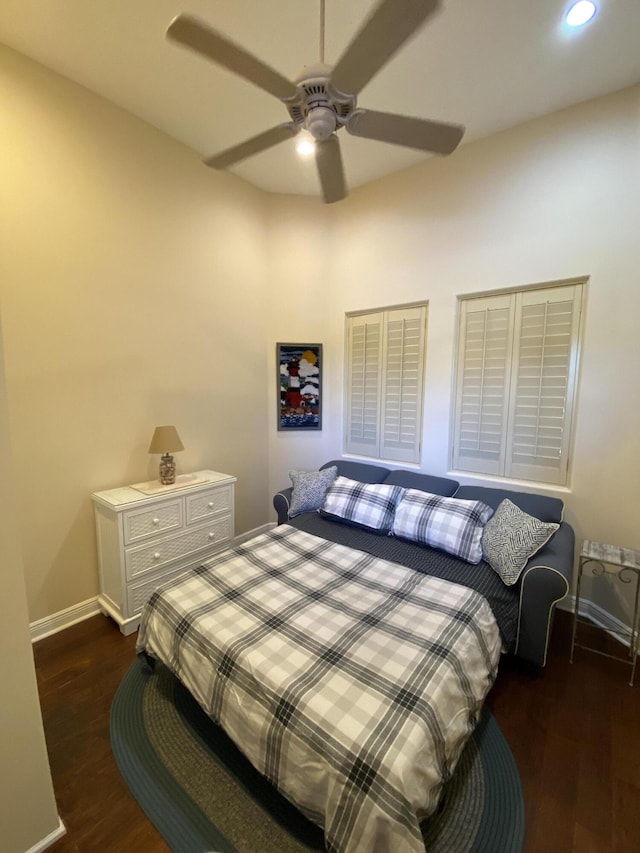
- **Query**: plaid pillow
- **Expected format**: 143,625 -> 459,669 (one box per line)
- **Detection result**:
392,489 -> 493,564
320,476 -> 405,533
482,499 -> 559,585
288,467 -> 338,518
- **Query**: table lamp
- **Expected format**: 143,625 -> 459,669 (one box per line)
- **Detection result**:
148,425 -> 184,485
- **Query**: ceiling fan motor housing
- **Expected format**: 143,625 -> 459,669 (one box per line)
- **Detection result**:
287,63 -> 356,139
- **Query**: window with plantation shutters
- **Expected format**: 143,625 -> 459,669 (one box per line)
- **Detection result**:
453,281 -> 583,486
345,305 -> 427,464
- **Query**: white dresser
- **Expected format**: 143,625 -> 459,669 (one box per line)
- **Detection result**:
92,470 -> 236,635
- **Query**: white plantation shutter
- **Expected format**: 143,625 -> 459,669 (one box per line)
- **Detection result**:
346,312 -> 383,456
453,282 -> 583,486
506,286 -> 582,484
345,305 -> 427,463
453,294 -> 513,475
380,306 -> 427,462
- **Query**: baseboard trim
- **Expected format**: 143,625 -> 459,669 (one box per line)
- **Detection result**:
29,527 -> 274,643
24,817 -> 66,853
30,597 -> 101,644
558,595 -> 634,648
234,522 -> 275,545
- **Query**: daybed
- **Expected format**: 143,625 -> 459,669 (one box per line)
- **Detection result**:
136,458 -> 574,853
274,459 -> 575,668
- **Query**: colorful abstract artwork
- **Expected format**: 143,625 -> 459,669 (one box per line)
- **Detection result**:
277,343 -> 322,430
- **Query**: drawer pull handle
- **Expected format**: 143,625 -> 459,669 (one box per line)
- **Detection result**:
208,532 -> 215,540
208,501 -> 215,508
153,552 -> 162,561
152,517 -> 160,525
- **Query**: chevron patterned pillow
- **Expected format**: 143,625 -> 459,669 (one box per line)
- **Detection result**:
482,499 -> 559,585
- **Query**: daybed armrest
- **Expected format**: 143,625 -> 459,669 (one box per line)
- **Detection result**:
273,487 -> 293,525
514,521 -> 575,667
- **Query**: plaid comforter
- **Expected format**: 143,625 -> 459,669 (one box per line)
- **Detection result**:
137,524 -> 501,853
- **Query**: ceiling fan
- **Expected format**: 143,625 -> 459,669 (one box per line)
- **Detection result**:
167,0 -> 464,203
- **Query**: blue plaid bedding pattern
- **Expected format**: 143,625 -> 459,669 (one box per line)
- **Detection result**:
137,524 -> 501,853
393,489 -> 494,564
319,475 -> 404,532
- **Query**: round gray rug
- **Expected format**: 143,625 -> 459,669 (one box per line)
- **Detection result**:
111,662 -> 524,852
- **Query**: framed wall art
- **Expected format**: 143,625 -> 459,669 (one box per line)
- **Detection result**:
277,343 -> 323,430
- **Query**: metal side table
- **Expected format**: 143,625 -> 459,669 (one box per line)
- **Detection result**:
570,540 -> 640,686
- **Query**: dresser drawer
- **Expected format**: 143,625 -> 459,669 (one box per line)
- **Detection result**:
125,515 -> 233,581
123,499 -> 183,545
186,484 -> 233,525
127,565 -> 190,616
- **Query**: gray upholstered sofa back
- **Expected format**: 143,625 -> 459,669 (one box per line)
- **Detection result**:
454,485 -> 564,523
320,459 -> 389,483
320,459 -> 459,497
383,469 -> 458,497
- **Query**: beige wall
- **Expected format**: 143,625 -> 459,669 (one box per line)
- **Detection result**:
2,38 -> 636,853
0,306 -> 60,851
2,41 -> 639,631
1,45 -> 270,622
265,198 -> 336,490
266,86 -> 640,625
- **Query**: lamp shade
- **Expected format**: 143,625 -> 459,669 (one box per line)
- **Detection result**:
148,425 -> 184,455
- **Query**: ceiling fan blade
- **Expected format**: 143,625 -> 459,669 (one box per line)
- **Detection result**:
347,109 -> 464,154
331,0 -> 440,96
167,15 -> 298,102
204,124 -> 297,169
315,135 -> 347,204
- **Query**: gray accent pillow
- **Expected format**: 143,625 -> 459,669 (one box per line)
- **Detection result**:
482,499 -> 559,585
288,467 -> 338,518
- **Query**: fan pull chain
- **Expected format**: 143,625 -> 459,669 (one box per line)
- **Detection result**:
319,0 -> 325,63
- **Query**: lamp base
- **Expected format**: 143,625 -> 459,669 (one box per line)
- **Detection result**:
159,454 -> 176,485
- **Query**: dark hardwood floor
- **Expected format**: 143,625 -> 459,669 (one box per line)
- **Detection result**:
34,610 -> 639,852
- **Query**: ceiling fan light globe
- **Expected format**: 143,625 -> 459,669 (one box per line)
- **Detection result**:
565,1 -> 597,27
306,107 -> 337,141
296,135 -> 316,157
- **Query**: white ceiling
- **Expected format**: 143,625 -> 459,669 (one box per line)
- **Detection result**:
1,0 -> 639,199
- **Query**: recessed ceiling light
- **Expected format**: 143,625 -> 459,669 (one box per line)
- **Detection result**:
565,1 -> 597,27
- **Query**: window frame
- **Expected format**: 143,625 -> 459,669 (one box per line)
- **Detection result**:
450,278 -> 585,487
344,302 -> 428,465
